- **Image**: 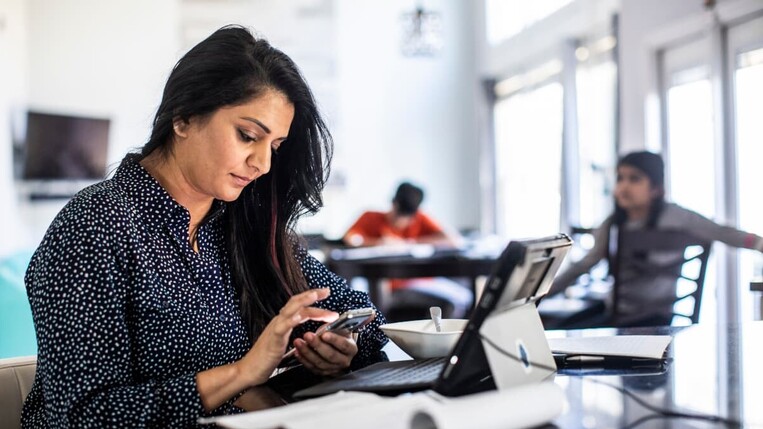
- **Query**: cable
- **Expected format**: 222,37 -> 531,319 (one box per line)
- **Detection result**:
477,333 -> 744,428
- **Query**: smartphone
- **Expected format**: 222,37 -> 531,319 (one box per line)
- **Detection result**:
279,307 -> 376,366
315,307 -> 376,335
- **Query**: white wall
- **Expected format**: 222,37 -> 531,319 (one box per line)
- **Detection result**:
0,0 -> 28,256
4,0 -> 481,252
6,0 -> 182,253
312,0 -> 480,238
26,0 -> 181,166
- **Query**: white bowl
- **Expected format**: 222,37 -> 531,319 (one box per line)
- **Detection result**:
380,319 -> 468,359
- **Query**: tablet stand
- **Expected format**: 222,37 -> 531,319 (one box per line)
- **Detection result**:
479,302 -> 556,390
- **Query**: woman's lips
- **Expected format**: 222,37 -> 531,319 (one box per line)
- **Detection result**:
231,173 -> 253,187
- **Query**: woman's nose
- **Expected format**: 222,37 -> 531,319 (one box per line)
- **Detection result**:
248,143 -> 271,175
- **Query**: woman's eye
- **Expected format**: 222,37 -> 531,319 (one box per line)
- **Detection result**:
273,139 -> 287,153
239,130 -> 257,142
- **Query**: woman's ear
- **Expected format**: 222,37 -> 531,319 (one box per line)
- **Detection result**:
172,118 -> 189,138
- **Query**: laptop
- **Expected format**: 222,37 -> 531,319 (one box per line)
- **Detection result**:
290,234 -> 573,399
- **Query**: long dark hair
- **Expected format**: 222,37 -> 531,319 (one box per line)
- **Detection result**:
608,151 -> 666,275
136,25 -> 332,339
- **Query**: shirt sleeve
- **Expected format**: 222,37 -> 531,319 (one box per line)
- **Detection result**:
416,212 -> 445,237
666,204 -> 763,251
293,247 -> 389,369
549,218 -> 612,295
343,212 -> 379,241
24,201 -> 205,428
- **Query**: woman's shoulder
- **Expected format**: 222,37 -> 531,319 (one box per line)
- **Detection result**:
47,178 -> 133,236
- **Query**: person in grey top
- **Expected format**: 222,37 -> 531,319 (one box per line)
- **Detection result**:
549,151 -> 763,327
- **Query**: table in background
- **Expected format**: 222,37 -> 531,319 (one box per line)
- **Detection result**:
326,250 -> 496,312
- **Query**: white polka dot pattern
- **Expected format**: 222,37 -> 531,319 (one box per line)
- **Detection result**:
21,157 -> 388,428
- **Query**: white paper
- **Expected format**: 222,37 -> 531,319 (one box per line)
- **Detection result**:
201,382 -> 565,429
412,383 -> 565,429
546,335 -> 671,359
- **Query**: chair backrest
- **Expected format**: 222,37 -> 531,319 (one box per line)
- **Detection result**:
613,229 -> 711,325
0,355 -> 37,429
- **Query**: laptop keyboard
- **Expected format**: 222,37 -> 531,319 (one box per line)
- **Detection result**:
354,357 -> 446,387
295,357 -> 447,397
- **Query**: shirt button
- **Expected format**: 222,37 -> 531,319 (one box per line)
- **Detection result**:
219,314 -> 228,322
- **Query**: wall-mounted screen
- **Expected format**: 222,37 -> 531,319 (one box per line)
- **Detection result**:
22,111 -> 110,180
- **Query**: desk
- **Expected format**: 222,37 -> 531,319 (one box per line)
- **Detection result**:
326,251 -> 496,311
550,322 -> 762,428
235,322 -> 763,428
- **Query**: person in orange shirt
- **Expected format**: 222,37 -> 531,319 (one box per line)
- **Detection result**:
344,182 -> 454,247
343,182 -> 472,321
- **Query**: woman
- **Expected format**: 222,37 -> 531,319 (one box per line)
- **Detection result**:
22,26 -> 387,427
550,151 -> 763,327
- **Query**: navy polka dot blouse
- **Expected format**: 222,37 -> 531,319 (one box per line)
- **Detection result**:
21,157 -> 388,428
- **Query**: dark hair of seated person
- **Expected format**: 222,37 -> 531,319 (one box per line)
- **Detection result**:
393,182 -> 425,216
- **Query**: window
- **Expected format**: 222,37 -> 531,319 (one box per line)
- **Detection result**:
735,47 -> 763,321
575,57 -> 617,229
728,16 -> 763,332
494,82 -> 563,239
660,36 -> 719,326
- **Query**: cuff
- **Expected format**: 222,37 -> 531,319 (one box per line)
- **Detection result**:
756,237 -> 763,253
158,372 -> 205,427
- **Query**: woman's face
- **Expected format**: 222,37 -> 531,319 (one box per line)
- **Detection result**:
613,165 -> 661,212
173,89 -> 295,202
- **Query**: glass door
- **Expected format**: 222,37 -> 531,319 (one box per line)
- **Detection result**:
728,16 -> 763,426
575,55 -> 617,230
661,35 -> 719,325
728,15 -> 763,323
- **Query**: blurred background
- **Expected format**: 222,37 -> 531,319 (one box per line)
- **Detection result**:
0,0 -> 762,346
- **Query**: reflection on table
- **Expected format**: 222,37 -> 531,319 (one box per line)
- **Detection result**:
235,322 -> 763,429
550,322 -> 762,428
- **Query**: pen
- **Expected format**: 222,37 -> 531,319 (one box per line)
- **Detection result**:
558,354 -> 665,368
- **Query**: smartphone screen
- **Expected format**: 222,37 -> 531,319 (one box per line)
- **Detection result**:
317,308 -> 375,335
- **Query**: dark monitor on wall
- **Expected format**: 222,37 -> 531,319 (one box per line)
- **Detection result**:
22,111 -> 110,180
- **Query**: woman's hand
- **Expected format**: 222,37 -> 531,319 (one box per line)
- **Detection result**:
236,288 -> 338,387
293,329 -> 358,376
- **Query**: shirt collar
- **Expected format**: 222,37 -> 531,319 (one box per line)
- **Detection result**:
114,155 -> 226,232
